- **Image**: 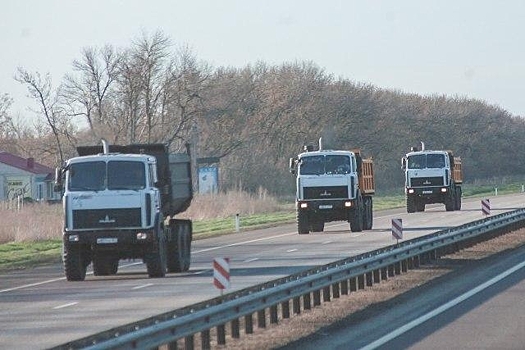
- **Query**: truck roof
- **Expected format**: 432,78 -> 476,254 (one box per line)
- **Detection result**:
299,149 -> 355,157
405,150 -> 450,157
67,153 -> 155,164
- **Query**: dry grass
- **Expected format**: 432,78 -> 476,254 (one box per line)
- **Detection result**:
181,188 -> 283,220
0,202 -> 63,243
0,189 -> 283,243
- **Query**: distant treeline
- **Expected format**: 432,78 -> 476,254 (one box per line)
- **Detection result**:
2,31 -> 524,195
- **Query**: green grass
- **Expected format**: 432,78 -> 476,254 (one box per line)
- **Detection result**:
0,240 -> 62,271
1,185 -> 523,272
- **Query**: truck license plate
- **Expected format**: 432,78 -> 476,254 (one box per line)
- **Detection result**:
319,204 -> 333,209
97,238 -> 118,244
422,190 -> 432,194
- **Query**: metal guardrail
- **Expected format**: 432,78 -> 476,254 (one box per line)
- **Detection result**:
55,208 -> 525,350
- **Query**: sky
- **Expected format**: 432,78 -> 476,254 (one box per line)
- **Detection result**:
2,0 -> 525,120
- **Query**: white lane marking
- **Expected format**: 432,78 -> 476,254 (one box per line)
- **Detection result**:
359,260 -> 525,350
244,258 -> 259,263
0,277 -> 66,293
193,232 -> 296,254
132,283 -> 154,290
322,241 -> 332,245
286,249 -> 298,253
192,269 -> 211,275
53,302 -> 78,309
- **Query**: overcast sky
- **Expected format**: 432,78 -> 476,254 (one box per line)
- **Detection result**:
2,0 -> 525,119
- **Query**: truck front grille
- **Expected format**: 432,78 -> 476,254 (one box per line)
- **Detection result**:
303,186 -> 348,200
410,177 -> 444,187
72,208 -> 141,229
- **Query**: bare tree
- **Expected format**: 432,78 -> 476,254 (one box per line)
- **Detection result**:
15,68 -> 66,163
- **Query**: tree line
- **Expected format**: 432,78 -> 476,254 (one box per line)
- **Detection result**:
1,31 -> 524,195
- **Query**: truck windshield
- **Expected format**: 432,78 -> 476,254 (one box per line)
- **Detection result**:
68,160 -> 146,191
69,161 -> 106,191
407,154 -> 445,169
300,155 -> 351,175
108,161 -> 145,190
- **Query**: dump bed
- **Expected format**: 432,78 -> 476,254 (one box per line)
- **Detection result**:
76,143 -> 193,216
353,149 -> 375,195
452,157 -> 463,184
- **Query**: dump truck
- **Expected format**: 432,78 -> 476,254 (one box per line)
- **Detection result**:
54,139 -> 193,281
401,143 -> 462,213
289,138 -> 375,234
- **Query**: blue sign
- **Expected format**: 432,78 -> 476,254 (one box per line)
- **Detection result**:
198,166 -> 218,194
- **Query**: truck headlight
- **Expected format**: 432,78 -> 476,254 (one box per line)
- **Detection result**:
407,188 -> 415,194
344,201 -> 352,207
68,234 -> 79,242
441,188 -> 448,193
300,202 -> 308,209
136,232 -> 148,240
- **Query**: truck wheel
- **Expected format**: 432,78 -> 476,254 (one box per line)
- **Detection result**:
445,192 -> 455,211
363,196 -> 373,230
297,210 -> 309,234
146,223 -> 167,278
455,187 -> 462,210
406,196 -> 417,213
167,220 -> 192,273
416,201 -> 425,212
64,245 -> 88,281
350,197 -> 364,232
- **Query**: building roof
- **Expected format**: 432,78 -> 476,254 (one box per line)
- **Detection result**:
0,151 -> 54,175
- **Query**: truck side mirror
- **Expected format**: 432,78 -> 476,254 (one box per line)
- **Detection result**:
54,167 -> 63,192
289,157 -> 297,175
401,157 -> 406,170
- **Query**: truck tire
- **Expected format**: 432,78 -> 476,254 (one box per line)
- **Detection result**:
363,196 -> 373,230
297,210 -> 309,234
167,220 -> 192,273
350,196 -> 363,232
64,245 -> 88,281
146,221 -> 167,278
445,191 -> 455,211
455,187 -> 462,210
416,201 -> 425,212
406,195 -> 417,213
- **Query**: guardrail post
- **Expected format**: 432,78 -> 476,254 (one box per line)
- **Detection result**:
395,261 -> 401,275
402,259 -> 408,273
358,274 -> 365,289
333,283 -> 340,299
341,279 -> 349,295
388,264 -> 395,277
303,293 -> 312,310
366,272 -> 373,287
231,318 -> 240,338
184,335 -> 194,350
217,324 -> 226,345
167,340 -> 178,350
293,296 -> 301,313
281,300 -> 290,318
245,314 -> 253,334
381,267 -> 388,280
257,309 -> 266,328
323,286 -> 331,302
313,289 -> 321,306
413,255 -> 420,268
270,305 -> 278,324
373,269 -> 381,283
349,277 -> 357,291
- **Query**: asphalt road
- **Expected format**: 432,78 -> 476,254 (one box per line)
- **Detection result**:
1,193 -> 524,349
280,238 -> 525,350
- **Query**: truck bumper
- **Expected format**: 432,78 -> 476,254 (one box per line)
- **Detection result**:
63,228 -> 156,246
406,187 -> 449,203
296,199 -> 356,222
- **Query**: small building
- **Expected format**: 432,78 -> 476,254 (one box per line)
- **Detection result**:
0,151 -> 57,202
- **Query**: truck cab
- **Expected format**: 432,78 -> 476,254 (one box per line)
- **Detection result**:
402,148 -> 462,213
55,140 -> 193,281
290,140 -> 374,234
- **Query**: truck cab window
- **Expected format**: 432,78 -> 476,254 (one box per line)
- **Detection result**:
299,156 -> 324,175
108,161 -> 145,190
68,161 -> 106,191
